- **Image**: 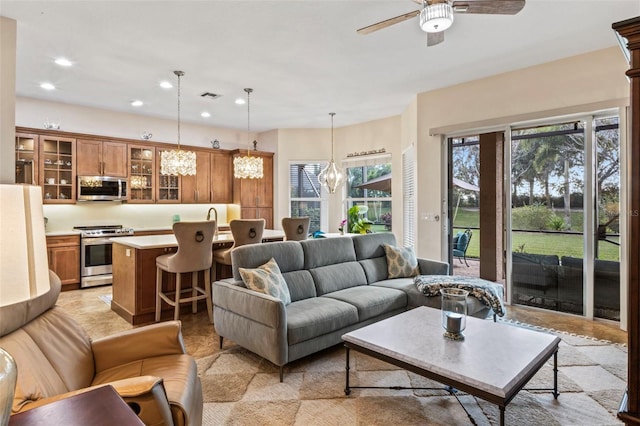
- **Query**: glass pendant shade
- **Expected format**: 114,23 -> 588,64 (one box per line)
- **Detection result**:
318,160 -> 342,194
420,2 -> 454,33
234,155 -> 264,179
319,112 -> 343,194
160,149 -> 196,176
234,88 -> 264,179
161,70 -> 197,176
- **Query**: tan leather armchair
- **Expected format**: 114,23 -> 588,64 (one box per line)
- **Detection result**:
0,271 -> 202,426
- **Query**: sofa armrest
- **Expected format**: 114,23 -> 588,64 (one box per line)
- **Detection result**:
213,280 -> 285,328
418,258 -> 450,275
92,321 -> 186,373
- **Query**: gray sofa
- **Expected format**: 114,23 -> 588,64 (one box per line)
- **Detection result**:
212,233 -> 492,381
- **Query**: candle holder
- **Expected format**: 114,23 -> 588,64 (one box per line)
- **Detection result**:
441,288 -> 468,341
0,348 -> 17,426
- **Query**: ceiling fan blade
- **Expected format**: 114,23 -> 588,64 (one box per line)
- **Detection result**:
451,0 -> 525,15
357,10 -> 420,35
427,31 -> 445,46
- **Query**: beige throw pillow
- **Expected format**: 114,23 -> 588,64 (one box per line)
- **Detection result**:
239,258 -> 292,305
383,244 -> 420,279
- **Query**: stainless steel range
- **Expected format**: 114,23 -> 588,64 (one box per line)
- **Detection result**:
74,225 -> 134,288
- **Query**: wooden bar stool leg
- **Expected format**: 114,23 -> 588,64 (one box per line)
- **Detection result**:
155,266 -> 162,322
174,273 -> 181,321
192,271 -> 198,314
204,268 -> 213,323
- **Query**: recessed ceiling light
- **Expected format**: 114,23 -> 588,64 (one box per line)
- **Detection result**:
201,112 -> 211,118
54,57 -> 72,67
160,81 -> 173,89
131,100 -> 143,107
40,82 -> 55,90
235,98 -> 246,105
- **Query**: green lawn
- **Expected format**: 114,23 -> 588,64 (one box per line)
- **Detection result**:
453,209 -> 620,262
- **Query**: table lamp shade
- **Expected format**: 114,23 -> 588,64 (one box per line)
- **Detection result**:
0,185 -> 50,307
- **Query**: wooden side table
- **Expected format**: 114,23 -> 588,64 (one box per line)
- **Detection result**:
9,385 -> 144,426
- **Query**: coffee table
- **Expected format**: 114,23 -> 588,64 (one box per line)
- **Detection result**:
342,306 -> 560,425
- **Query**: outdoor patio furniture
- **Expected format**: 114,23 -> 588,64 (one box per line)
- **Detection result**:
453,228 -> 472,267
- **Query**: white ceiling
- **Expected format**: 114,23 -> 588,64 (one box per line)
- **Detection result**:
2,0 -> 638,132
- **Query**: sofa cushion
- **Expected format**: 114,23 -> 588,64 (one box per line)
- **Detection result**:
359,257 -> 389,284
231,241 -> 304,280
352,233 -> 396,260
239,258 -> 292,305
322,285 -> 407,321
286,297 -> 359,345
370,277 -> 425,308
280,270 -> 317,302
309,262 -> 368,295
300,237 -> 357,269
383,244 -> 420,278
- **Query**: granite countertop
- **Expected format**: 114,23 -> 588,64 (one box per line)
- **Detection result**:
45,223 -> 232,237
112,229 -> 285,249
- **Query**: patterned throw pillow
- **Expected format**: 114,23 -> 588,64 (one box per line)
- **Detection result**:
239,258 -> 292,305
383,244 -> 420,279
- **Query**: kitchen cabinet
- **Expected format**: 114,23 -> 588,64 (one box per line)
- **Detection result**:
76,139 -> 127,177
181,150 -> 211,203
211,151 -> 232,203
15,132 -> 39,185
46,235 -> 80,290
40,135 -> 76,203
129,145 -> 156,203
156,148 -> 181,203
232,151 -> 274,228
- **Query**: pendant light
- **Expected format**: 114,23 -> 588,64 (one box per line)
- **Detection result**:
233,88 -> 264,179
318,112 -> 343,194
160,70 -> 197,176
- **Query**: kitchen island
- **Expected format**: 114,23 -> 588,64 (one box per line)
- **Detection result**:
111,230 -> 285,325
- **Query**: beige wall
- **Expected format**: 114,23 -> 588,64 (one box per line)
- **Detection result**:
413,46 -> 630,260
16,97 -> 259,152
0,17 -> 16,184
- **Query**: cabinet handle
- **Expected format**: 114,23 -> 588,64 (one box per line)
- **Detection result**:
195,190 -> 198,201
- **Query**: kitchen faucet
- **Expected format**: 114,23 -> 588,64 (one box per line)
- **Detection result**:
206,207 -> 219,238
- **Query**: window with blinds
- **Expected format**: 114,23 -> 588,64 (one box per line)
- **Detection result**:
402,146 -> 416,247
289,162 -> 327,233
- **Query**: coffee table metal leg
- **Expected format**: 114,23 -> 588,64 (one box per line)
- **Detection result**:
344,346 -> 351,395
500,405 -> 505,426
553,349 -> 559,399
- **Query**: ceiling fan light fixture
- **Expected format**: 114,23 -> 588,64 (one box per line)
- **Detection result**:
420,2 -> 454,33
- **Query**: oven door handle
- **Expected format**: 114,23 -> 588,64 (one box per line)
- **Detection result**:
81,237 -> 114,246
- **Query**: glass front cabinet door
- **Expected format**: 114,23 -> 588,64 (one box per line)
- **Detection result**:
39,135 -> 76,203
129,145 -> 155,203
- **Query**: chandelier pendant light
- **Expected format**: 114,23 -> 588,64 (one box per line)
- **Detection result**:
234,88 -> 264,179
318,112 -> 343,194
160,70 -> 197,176
419,1 -> 454,33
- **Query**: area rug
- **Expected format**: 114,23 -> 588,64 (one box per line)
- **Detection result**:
197,326 -> 627,425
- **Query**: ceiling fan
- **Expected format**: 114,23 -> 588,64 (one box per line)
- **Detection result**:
357,0 -> 525,47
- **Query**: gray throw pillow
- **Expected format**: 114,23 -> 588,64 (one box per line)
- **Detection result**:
383,244 -> 420,279
239,258 -> 292,305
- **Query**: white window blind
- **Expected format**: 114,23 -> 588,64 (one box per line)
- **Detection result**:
402,145 -> 416,248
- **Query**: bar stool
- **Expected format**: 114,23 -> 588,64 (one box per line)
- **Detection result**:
212,218 -> 265,281
156,220 -> 215,323
281,216 -> 310,241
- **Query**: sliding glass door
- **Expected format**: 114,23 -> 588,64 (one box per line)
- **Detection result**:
509,116 -> 620,321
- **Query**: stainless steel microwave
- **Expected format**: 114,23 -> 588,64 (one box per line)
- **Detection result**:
77,176 -> 127,201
